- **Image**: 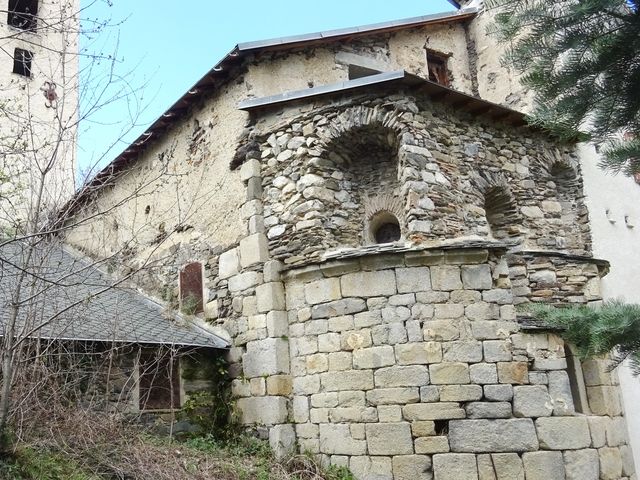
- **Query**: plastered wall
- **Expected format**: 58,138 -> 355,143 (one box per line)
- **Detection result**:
0,0 -> 78,225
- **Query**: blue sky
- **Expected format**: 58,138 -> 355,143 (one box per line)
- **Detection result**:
78,0 -> 454,178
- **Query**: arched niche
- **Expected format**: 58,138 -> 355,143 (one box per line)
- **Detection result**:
485,186 -> 520,240
470,172 -> 522,242
318,107 -> 406,247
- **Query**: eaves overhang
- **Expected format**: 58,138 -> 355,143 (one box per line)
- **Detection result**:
238,70 -> 530,128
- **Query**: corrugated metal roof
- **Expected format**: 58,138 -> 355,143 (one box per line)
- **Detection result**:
0,242 -> 229,349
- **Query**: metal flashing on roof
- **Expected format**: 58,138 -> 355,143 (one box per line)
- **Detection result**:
237,8 -> 476,51
237,70 -> 529,129
238,70 -> 415,110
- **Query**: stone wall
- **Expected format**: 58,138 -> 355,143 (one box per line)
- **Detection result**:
217,88 -> 634,479
248,91 -> 590,268
59,15 -> 636,478
227,244 -> 632,479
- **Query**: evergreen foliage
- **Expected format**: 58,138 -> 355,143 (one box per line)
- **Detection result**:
530,300 -> 640,375
486,0 -> 640,175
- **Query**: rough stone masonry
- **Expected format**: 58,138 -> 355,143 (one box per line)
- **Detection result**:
210,89 -> 636,480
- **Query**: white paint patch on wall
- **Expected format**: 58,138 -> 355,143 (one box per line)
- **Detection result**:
580,142 -> 640,471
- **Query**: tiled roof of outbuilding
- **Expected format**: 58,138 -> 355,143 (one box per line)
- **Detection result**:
0,242 -> 229,349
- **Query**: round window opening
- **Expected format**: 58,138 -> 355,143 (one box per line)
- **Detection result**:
369,211 -> 401,244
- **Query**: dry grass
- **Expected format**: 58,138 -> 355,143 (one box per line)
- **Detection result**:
3,408 -> 353,480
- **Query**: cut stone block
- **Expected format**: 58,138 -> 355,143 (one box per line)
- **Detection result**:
547,370 -> 575,415
431,266 -> 463,291
461,264 -> 493,290
415,436 -> 450,454
497,362 -> 529,384
243,338 -> 289,377
311,298 -> 367,318
341,270 -> 397,297
366,422 -> 414,455
269,424 -> 296,459
228,271 -> 263,292
397,342 -> 443,365
266,311 -> 288,337
476,454 -> 496,480
433,453 -> 478,480
483,340 -> 512,362
402,402 -> 466,421
587,386 -> 622,416
465,402 -> 512,419
319,423 -> 367,455
439,384 -> 483,402
430,363 -> 470,384
396,267 -> 431,293
350,456 -> 394,480
240,158 -> 261,181
239,233 -> 269,267
392,455 -> 433,480
564,449 -> 599,480
266,375 -> 292,396
513,385 -> 553,418
320,370 -> 374,391
483,384 -> 513,401
218,248 -> 240,279
522,451 -> 565,480
304,277 -> 342,305
470,363 -> 498,384
366,387 -> 420,405
353,345 -> 396,369
256,282 -> 286,312
375,365 -> 430,388
492,453 -> 525,480
535,417 -> 591,450
448,419 -> 539,452
598,447 -> 623,480
581,359 -> 613,386
442,341 -> 483,362
237,396 -> 288,425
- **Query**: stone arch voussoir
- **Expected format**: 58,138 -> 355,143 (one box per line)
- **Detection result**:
317,105 -> 408,157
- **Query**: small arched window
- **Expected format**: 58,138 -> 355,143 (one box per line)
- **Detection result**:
367,210 -> 402,244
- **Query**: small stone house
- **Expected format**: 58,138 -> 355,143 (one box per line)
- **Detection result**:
61,5 -> 636,480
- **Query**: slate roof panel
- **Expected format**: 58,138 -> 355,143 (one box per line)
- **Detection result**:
0,242 -> 228,349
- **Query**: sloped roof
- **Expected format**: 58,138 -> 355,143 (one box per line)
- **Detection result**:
237,70 -> 529,127
0,242 -> 228,349
61,7 -> 477,218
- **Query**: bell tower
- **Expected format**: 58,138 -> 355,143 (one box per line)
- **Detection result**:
0,0 -> 79,231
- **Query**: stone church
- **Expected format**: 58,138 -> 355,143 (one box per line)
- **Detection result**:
60,2 -> 636,479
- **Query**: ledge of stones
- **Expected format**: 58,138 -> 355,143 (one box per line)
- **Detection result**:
321,238 -> 511,262
518,249 -> 610,271
517,315 -> 564,332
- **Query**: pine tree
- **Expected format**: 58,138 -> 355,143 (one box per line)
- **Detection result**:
530,301 -> 640,375
486,0 -> 640,176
